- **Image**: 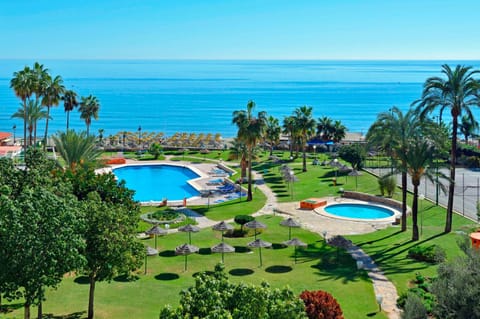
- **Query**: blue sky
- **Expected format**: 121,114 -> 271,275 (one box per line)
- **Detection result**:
1,0 -> 479,60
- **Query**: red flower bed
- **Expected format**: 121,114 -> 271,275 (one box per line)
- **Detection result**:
106,158 -> 126,165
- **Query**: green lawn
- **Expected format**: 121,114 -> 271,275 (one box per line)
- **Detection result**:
3,215 -> 387,319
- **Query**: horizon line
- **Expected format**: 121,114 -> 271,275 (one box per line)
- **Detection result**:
1,58 -> 480,62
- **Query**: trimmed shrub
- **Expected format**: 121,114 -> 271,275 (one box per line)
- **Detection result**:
300,290 -> 344,319
401,293 -> 428,319
234,215 -> 254,231
378,175 -> 396,197
407,245 -> 445,264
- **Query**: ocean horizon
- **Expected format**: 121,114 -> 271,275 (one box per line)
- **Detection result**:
2,59 -> 480,139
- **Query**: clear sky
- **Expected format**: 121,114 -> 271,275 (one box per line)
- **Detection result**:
1,0 -> 479,60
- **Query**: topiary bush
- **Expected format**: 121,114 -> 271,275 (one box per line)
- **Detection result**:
407,245 -> 445,264
234,215 -> 254,232
300,290 -> 344,319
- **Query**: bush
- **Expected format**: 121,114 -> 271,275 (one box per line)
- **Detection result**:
300,290 -> 344,319
378,175 -> 396,197
397,273 -> 435,314
401,293 -> 428,319
407,245 -> 445,264
234,215 -> 254,231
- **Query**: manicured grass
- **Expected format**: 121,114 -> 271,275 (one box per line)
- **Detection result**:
4,215 -> 387,319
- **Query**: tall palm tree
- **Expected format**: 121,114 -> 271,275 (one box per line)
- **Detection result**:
264,116 -> 281,156
79,95 -> 100,136
11,101 -> 50,146
230,138 -> 248,180
62,90 -> 79,131
367,107 -> 423,232
332,120 -> 347,143
42,75 -> 65,149
414,64 -> 480,233
10,66 -> 34,150
32,62 -> 49,102
232,100 -> 267,201
398,138 -> 445,241
317,116 -> 334,141
459,114 -> 479,144
293,106 -> 316,172
282,116 -> 298,157
52,130 -> 101,172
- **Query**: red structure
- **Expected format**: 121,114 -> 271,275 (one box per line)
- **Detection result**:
300,198 -> 327,210
470,232 -> 480,249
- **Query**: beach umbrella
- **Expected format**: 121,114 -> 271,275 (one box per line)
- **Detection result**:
283,238 -> 308,264
178,224 -> 200,244
348,169 -> 362,190
212,221 -> 234,242
247,239 -> 272,267
280,217 -> 301,240
244,220 -> 267,240
211,242 -> 235,263
175,243 -> 199,271
145,224 -> 167,249
144,246 -> 158,274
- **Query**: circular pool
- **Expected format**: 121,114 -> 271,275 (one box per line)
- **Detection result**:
323,203 -> 395,221
113,164 -> 200,202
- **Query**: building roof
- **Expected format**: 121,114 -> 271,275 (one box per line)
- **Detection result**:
0,132 -> 12,141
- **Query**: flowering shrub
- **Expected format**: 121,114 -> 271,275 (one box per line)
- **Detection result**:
300,290 -> 344,319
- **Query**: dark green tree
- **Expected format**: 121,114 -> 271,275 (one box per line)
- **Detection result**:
294,106 -> 316,172
62,89 -> 79,131
148,142 -> 163,159
79,95 -> 100,136
265,115 -> 281,155
338,143 -> 366,170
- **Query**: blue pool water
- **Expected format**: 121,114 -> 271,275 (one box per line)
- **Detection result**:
324,203 -> 394,219
113,164 -> 200,202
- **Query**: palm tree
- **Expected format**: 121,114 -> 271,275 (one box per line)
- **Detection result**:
11,101 -> 49,146
317,116 -> 334,141
32,62 -> 49,102
79,95 -> 100,136
398,137 -> 445,241
459,114 -> 479,144
293,106 -> 316,172
10,66 -> 34,150
232,100 -> 267,201
42,75 -> 65,149
367,107 -> 421,232
52,130 -> 101,172
282,116 -> 298,157
414,64 -> 480,233
62,90 -> 79,131
264,116 -> 281,156
230,138 -> 248,180
332,120 -> 347,143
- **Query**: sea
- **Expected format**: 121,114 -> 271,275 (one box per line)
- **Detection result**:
1,59 -> 480,139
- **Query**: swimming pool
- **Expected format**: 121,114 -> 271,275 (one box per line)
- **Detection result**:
113,164 -> 200,202
324,203 -> 395,220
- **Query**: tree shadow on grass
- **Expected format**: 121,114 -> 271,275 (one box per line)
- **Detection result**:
233,246 -> 252,253
355,230 -> 404,246
155,273 -> 180,281
43,311 -> 86,319
73,276 -> 89,285
264,265 -> 292,274
229,268 -> 254,276
0,303 -> 23,314
271,243 -> 287,250
113,274 -> 139,282
159,250 -> 176,257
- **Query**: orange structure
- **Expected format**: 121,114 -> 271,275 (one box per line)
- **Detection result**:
470,232 -> 480,249
300,198 -> 327,210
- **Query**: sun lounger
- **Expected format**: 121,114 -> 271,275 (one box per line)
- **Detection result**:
206,178 -> 224,185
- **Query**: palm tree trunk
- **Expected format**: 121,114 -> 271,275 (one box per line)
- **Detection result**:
412,184 -> 419,241
88,275 -> 96,319
302,137 -> 307,172
86,124 -> 90,137
66,110 -> 70,131
37,300 -> 42,319
445,116 -> 458,233
401,171 -> 408,232
24,302 -> 30,319
44,106 -> 51,150
270,144 -> 273,156
23,100 -> 27,150
289,135 -> 293,157
247,146 -> 253,201
241,154 -> 247,179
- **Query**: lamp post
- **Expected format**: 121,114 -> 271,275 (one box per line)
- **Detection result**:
334,158 -> 338,181
12,124 -> 16,144
313,145 -> 317,159
376,294 -> 383,312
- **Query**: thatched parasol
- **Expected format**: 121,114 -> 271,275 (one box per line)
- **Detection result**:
178,224 -> 200,244
144,246 -> 159,274
283,238 -> 308,264
175,243 -> 199,271
247,239 -> 272,267
145,225 -> 168,249
211,242 -> 235,263
280,218 -> 301,240
244,220 -> 267,240
212,221 -> 234,242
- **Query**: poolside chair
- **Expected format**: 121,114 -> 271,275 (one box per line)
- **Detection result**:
206,178 -> 224,186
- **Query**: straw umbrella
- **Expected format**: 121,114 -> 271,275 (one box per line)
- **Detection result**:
283,238 -> 307,264
244,220 -> 267,240
348,169 -> 362,191
145,224 -> 167,249
178,224 -> 200,244
280,218 -> 301,240
211,242 -> 235,263
212,221 -> 233,242
247,239 -> 272,267
145,246 -> 158,274
175,243 -> 199,271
